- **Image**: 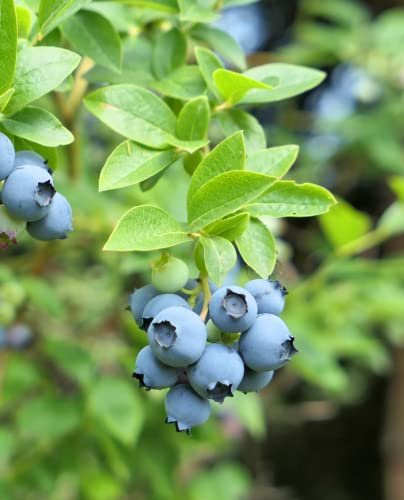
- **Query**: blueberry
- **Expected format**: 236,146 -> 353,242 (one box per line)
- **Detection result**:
142,293 -> 191,330
6,323 -> 33,349
14,151 -> 50,173
187,343 -> 245,403
152,255 -> 189,293
2,165 -> 55,221
129,284 -> 160,328
147,307 -> 207,367
26,192 -> 73,240
244,279 -> 288,316
0,133 -> 15,181
165,384 -> 211,433
237,367 -> 274,393
132,345 -> 179,389
209,285 -> 257,333
238,314 -> 297,372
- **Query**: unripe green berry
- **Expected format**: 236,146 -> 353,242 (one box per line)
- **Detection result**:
151,255 -> 189,293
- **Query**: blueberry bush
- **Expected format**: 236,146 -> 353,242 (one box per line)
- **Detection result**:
1,0 -> 404,499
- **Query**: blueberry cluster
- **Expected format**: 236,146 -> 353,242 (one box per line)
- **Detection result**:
0,133 -> 73,241
130,273 -> 296,434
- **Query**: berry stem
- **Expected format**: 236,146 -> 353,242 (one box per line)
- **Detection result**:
199,275 -> 211,322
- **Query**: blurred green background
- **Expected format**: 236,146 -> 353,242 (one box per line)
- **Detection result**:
2,0 -> 404,499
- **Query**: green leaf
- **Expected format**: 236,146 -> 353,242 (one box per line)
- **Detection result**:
99,140 -> 177,191
38,0 -> 92,37
151,65 -> 207,101
61,10 -> 122,71
241,63 -> 326,104
213,69 -> 273,105
320,198 -> 371,248
104,205 -> 191,251
16,5 -> 32,38
236,218 -> 276,277
378,202 -> 404,237
4,47 -> 80,116
216,109 -> 266,154
246,145 -> 299,177
204,212 -> 250,241
89,376 -> 144,445
0,0 -> 17,95
188,171 -> 276,231
178,0 -> 218,22
2,106 -> 74,146
114,0 -> 178,13
84,84 -> 177,149
176,96 -> 210,141
200,235 -> 237,285
389,176 -> 404,202
247,181 -> 336,217
0,88 -> 14,113
191,25 -> 246,70
195,46 -> 224,99
152,27 -> 186,79
187,131 -> 245,209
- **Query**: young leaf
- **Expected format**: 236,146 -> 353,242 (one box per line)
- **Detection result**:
38,0 -> 92,37
178,0 -> 218,22
241,63 -> 326,104
151,65 -> 206,101
0,0 -> 17,95
236,218 -> 276,278
204,212 -> 250,241
187,131 -> 246,209
191,25 -> 246,70
16,5 -> 32,39
4,47 -> 80,116
104,205 -> 192,251
247,181 -> 336,217
176,96 -> 210,141
216,109 -> 266,154
213,69 -> 273,105
200,236 -> 237,285
0,89 -> 15,113
114,0 -> 178,14
152,28 -> 187,79
188,171 -> 276,231
246,145 -> 299,177
2,106 -> 74,146
99,141 -> 177,191
84,84 -> 177,149
195,47 -> 224,99
61,10 -> 122,71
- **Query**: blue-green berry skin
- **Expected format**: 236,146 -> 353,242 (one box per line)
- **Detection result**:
209,285 -> 258,333
133,346 -> 179,389
14,151 -> 49,172
142,293 -> 191,328
165,384 -> 211,432
147,307 -> 207,367
0,133 -> 15,181
26,193 -> 73,240
238,314 -> 296,372
187,343 -> 245,403
244,279 -> 287,316
129,285 -> 160,327
237,367 -> 274,393
2,166 -> 55,221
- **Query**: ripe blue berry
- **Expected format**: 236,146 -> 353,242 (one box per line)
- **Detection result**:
2,166 -> 55,221
209,286 -> 257,333
6,323 -> 33,349
26,193 -> 73,240
147,307 -> 207,367
244,279 -> 288,316
237,367 -> 274,393
142,293 -> 190,329
14,151 -> 50,172
129,284 -> 160,328
187,343 -> 245,403
0,133 -> 15,181
238,314 -> 297,372
165,384 -> 211,433
152,256 -> 189,293
132,346 -> 179,389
